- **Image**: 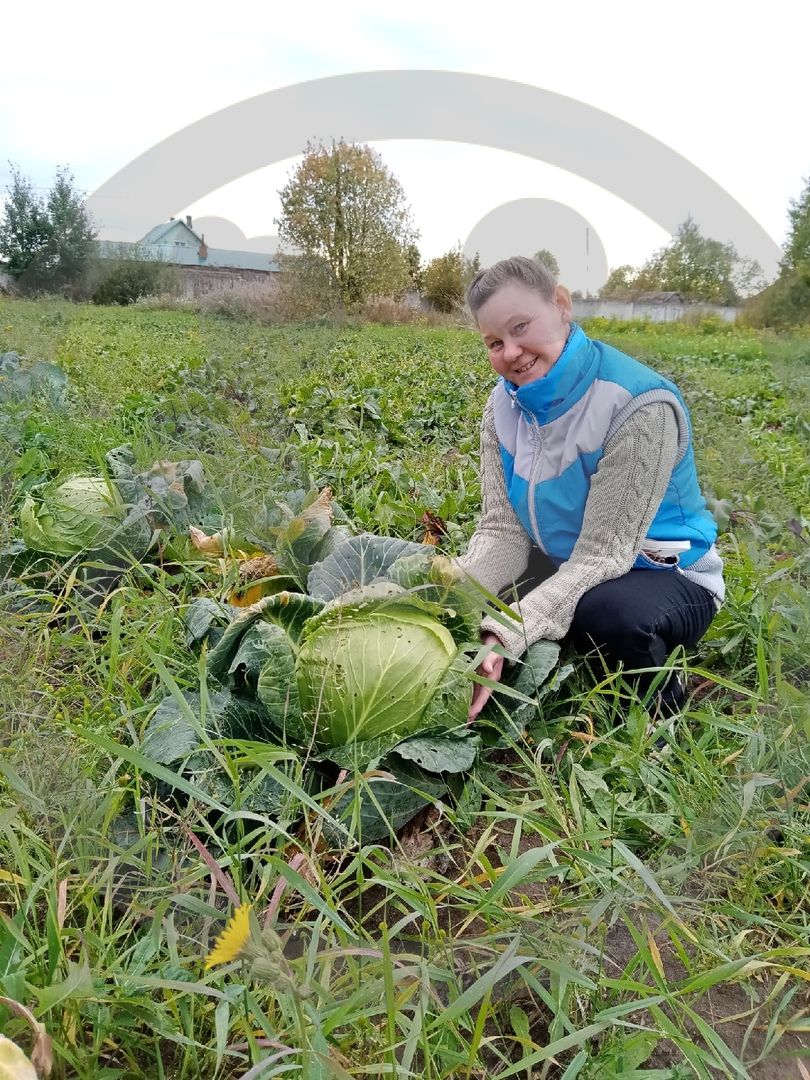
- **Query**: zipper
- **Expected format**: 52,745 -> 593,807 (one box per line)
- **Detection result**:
509,386 -> 546,552
527,416 -> 545,551
637,549 -> 686,575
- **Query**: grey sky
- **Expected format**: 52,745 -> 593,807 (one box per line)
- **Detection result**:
1,0 -> 805,286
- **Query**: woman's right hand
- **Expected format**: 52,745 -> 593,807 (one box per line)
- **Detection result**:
468,632 -> 505,722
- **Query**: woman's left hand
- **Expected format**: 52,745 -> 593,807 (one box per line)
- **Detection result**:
468,632 -> 505,722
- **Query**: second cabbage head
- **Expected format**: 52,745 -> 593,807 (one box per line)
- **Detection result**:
19,476 -> 149,559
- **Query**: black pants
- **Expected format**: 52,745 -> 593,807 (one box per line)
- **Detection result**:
514,547 -> 718,711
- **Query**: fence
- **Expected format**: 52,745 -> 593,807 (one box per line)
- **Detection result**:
572,298 -> 738,323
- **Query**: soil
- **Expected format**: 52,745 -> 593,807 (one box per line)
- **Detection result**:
343,801 -> 810,1078
604,916 -> 809,1078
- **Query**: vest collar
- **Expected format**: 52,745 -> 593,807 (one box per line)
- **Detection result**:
502,323 -> 599,424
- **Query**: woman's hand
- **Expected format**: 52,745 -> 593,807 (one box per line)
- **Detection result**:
468,632 -> 505,723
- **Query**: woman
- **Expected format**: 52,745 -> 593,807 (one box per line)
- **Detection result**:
458,257 -> 723,722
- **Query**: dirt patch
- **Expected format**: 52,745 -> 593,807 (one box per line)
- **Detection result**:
272,773 -> 808,1078
603,915 -> 810,1077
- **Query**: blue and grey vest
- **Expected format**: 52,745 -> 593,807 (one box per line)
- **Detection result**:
492,323 -> 725,601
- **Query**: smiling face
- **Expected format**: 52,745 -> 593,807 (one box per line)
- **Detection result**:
476,281 -> 573,386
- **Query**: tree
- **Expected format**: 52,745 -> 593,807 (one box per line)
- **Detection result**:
423,246 -> 480,313
743,272 -> 810,329
598,219 -> 764,305
533,249 -> 559,277
40,166 -> 98,295
466,250 -> 481,284
0,163 -> 97,295
636,217 -> 763,305
743,175 -> 810,328
783,174 -> 810,273
404,242 -> 424,292
0,164 -> 52,285
599,264 -> 637,299
275,140 -> 417,308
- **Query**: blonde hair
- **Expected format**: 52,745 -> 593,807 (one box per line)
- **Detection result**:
465,256 -> 557,321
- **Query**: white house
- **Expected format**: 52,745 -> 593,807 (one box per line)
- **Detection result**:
98,216 -> 280,297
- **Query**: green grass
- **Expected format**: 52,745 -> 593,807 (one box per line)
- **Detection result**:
1,298 -> 808,1078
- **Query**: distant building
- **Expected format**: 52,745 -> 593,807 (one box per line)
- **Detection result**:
98,216 -> 280,297
633,291 -> 684,305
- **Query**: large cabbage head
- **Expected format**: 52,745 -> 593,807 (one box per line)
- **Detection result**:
296,601 -> 461,745
20,476 -> 135,557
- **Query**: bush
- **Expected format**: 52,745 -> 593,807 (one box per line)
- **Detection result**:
134,275 -> 335,325
423,248 -> 480,314
350,295 -> 458,327
191,281 -> 277,320
581,315 -> 655,335
679,311 -> 740,335
741,270 -> 810,330
423,251 -> 464,313
91,259 -> 178,306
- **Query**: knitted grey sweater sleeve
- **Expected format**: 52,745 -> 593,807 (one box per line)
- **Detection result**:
454,394 -> 533,595
458,398 -> 680,657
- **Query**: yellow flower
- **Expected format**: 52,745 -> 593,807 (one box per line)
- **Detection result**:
205,904 -> 253,969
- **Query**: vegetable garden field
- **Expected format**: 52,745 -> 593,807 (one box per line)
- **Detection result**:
0,298 -> 808,1079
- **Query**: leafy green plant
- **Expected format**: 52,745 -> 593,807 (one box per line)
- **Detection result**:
91,258 -> 176,307
19,475 -> 144,558
141,532 -> 528,841
1,299 -> 808,1079
9,441 -> 212,568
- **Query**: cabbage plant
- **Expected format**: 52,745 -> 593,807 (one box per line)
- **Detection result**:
19,476 -> 147,558
141,525 -> 568,842
205,537 -> 485,754
9,444 -> 209,580
141,533 -> 522,841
